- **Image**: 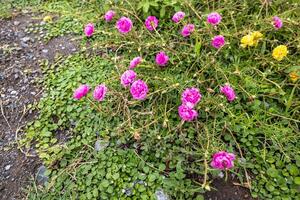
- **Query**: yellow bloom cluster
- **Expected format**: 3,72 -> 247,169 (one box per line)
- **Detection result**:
272,45 -> 288,61
289,71 -> 299,82
43,15 -> 53,23
240,31 -> 263,48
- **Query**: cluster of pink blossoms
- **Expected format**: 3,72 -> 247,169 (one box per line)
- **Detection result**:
120,70 -> 136,87
84,23 -> 95,37
220,85 -> 236,102
104,10 -> 116,22
73,84 -> 107,102
155,51 -> 169,67
145,16 -> 159,31
178,88 -> 201,121
120,57 -> 149,100
273,16 -> 283,30
211,151 -> 236,170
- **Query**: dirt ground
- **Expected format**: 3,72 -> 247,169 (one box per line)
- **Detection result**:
0,11 -> 255,200
0,11 -> 78,200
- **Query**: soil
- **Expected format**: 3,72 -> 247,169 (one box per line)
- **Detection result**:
204,177 -> 256,200
0,11 -> 78,200
0,10 -> 255,200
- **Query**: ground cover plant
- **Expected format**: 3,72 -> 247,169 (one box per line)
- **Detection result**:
1,0 -> 300,199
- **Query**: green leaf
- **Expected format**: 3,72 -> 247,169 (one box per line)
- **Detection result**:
294,177 -> 300,185
288,165 -> 299,176
148,174 -> 156,182
267,168 -> 279,178
160,7 -> 166,18
143,1 -> 150,13
112,173 -> 120,180
266,182 -> 275,192
100,180 -> 110,188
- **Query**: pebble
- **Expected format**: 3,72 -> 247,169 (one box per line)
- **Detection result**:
36,165 -> 48,185
95,139 -> 109,152
155,189 -> 169,200
13,21 -> 20,26
21,36 -> 31,43
42,49 -> 49,54
10,90 -> 17,95
5,165 -> 11,171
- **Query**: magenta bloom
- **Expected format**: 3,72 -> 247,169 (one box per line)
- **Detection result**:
273,16 -> 283,30
104,10 -> 116,22
181,24 -> 195,37
129,57 -> 142,69
178,104 -> 198,121
211,35 -> 225,49
145,16 -> 159,31
93,84 -> 107,101
120,70 -> 137,87
73,84 -> 89,100
220,85 -> 236,102
84,23 -> 94,37
207,12 -> 222,26
130,80 -> 149,100
181,88 -> 201,107
116,17 -> 132,34
155,51 -> 169,67
172,11 -> 185,23
211,151 -> 236,170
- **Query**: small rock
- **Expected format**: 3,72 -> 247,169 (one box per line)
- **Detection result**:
61,46 -> 65,50
155,189 -> 169,200
30,92 -> 36,95
42,49 -> 49,54
5,165 -> 11,171
95,139 -> 109,152
10,90 -> 17,95
218,171 -> 224,178
20,41 -> 29,48
36,165 -> 48,185
13,21 -> 20,26
21,37 -> 31,43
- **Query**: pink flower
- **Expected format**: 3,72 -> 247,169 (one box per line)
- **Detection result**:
130,80 -> 149,100
273,16 -> 283,30
93,84 -> 107,101
181,24 -> 195,37
84,23 -> 94,37
178,104 -> 198,121
129,57 -> 142,69
211,35 -> 225,49
181,88 -> 201,107
145,16 -> 159,31
220,85 -> 236,102
104,10 -> 116,22
172,11 -> 185,23
211,151 -> 236,170
207,12 -> 222,26
120,70 -> 137,87
116,17 -> 132,34
73,84 -> 89,100
155,51 -> 169,67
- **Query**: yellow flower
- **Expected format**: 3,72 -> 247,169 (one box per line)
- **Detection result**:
289,71 -> 299,82
43,15 -> 52,23
240,34 -> 254,48
240,31 -> 263,48
252,31 -> 263,46
272,45 -> 288,61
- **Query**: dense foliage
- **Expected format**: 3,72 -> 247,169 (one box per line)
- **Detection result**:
2,0 -> 299,199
